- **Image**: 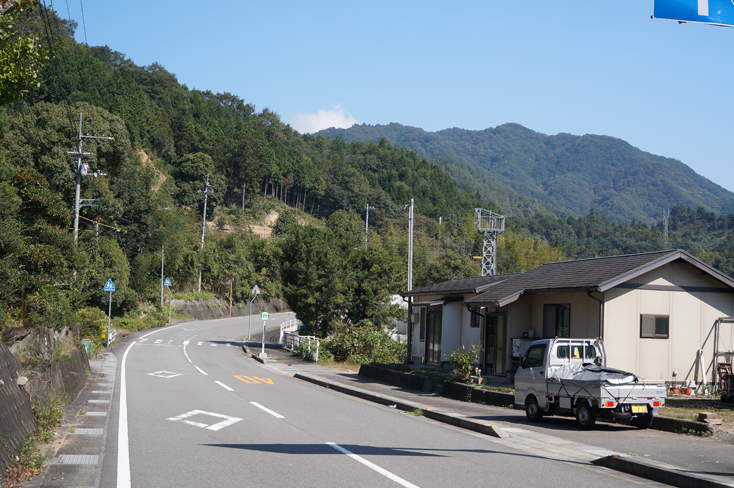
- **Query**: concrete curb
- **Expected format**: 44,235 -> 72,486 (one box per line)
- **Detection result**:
592,455 -> 733,488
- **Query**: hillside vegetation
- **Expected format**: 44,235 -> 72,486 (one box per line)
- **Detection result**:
317,123 -> 734,223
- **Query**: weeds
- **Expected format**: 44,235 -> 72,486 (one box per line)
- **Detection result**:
4,434 -> 45,487
407,409 -> 424,416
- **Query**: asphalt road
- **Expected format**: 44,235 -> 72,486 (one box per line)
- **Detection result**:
100,316 -> 670,488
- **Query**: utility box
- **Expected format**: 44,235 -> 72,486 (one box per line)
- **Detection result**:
81,339 -> 94,360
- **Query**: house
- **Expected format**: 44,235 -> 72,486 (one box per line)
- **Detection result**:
402,250 -> 734,384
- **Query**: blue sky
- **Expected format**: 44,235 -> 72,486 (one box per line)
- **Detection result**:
63,1 -> 734,192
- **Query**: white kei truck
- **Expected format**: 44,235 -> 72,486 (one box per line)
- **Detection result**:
514,338 -> 666,429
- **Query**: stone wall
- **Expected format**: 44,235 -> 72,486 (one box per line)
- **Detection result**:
172,297 -> 287,321
0,326 -> 90,474
0,340 -> 37,474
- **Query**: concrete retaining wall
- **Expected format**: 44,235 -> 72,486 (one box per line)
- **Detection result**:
358,364 -> 446,393
172,297 -> 287,321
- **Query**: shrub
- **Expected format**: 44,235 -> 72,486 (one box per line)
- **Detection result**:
448,345 -> 482,382
323,320 -> 406,365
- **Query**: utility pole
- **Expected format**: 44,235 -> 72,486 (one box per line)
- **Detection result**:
160,245 -> 165,309
67,113 -> 113,246
197,174 -> 217,292
364,204 -> 375,249
663,208 -> 670,247
405,199 -> 414,364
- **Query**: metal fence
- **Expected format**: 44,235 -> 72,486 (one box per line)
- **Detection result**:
279,319 -> 303,343
283,333 -> 319,361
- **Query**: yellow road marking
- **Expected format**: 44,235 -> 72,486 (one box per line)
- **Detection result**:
234,375 -> 273,385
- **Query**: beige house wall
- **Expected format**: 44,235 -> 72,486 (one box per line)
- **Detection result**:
604,262 -> 734,382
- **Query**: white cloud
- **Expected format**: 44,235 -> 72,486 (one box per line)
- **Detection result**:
288,105 -> 359,134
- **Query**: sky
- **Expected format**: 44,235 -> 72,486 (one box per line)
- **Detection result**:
60,1 -> 734,191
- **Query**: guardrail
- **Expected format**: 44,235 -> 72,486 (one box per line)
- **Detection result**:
279,319 -> 303,343
283,332 -> 319,362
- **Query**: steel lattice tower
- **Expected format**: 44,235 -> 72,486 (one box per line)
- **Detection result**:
474,208 -> 505,276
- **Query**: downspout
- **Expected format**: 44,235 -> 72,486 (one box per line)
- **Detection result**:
587,288 -> 604,340
404,295 -> 413,364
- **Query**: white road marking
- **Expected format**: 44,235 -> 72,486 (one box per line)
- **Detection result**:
215,381 -> 234,391
210,343 -> 217,347
168,340 -> 173,344
182,340 -> 207,375
138,338 -> 148,342
226,343 -> 232,347
166,410 -> 242,431
326,442 -> 420,488
250,402 -> 285,419
118,324 -> 186,488
148,371 -> 182,379
182,341 -> 189,345
154,339 -> 162,344
197,341 -> 203,346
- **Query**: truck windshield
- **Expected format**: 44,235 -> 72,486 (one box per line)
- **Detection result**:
524,344 -> 546,368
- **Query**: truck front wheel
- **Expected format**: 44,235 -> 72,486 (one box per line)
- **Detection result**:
633,413 -> 654,429
575,401 -> 596,430
525,396 -> 543,422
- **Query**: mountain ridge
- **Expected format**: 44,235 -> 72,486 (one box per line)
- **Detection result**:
316,122 -> 734,223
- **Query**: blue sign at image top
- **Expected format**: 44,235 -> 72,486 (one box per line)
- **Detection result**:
104,279 -> 115,292
654,0 -> 734,26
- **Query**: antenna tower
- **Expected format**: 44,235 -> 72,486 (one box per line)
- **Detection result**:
474,208 -> 505,276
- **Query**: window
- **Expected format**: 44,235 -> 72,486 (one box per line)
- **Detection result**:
641,315 -> 669,339
470,307 -> 483,328
543,304 -> 570,338
523,344 -> 547,368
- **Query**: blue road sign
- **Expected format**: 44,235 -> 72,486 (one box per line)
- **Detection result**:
104,279 -> 115,292
654,0 -> 734,26
164,278 -> 172,287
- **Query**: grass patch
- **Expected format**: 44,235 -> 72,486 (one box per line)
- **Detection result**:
406,409 -> 424,416
662,405 -> 734,423
480,385 -> 514,393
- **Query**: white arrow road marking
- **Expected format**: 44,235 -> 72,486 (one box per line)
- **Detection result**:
166,410 -> 242,431
148,371 -> 182,379
215,381 -> 233,391
326,442 -> 420,488
250,402 -> 285,418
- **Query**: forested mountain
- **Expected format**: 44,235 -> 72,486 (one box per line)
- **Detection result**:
5,3 -> 734,350
317,123 -> 734,223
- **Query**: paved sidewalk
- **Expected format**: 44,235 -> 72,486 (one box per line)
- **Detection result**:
253,345 -> 734,488
23,352 -> 116,488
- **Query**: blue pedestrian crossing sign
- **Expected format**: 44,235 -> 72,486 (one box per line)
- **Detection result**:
164,278 -> 172,287
653,0 -> 734,26
104,279 -> 115,292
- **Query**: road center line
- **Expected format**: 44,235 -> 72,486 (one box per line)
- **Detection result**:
249,402 -> 285,418
325,442 -> 420,488
215,381 -> 234,391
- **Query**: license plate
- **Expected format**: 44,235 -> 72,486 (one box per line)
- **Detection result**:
631,405 -> 647,413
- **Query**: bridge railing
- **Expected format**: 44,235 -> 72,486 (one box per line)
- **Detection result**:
279,319 -> 303,343
283,332 -> 319,362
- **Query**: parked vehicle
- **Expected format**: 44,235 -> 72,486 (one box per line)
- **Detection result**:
514,338 -> 665,429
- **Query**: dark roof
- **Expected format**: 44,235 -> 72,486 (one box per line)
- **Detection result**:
465,250 -> 734,307
403,273 -> 521,297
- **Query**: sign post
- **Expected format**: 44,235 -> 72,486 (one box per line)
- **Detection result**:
259,311 -> 270,358
225,277 -> 234,317
104,279 -> 115,347
164,278 -> 172,325
248,284 -> 260,340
